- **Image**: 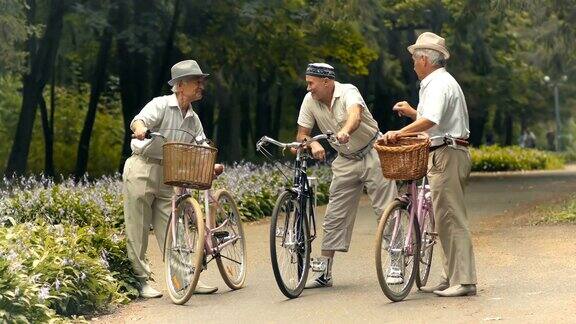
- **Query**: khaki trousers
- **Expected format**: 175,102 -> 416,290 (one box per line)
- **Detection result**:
428,146 -> 477,285
122,155 -> 172,280
322,149 -> 397,252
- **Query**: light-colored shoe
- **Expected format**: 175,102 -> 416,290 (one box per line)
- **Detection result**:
304,274 -> 333,289
420,281 -> 449,293
194,280 -> 218,294
139,282 -> 163,298
434,284 -> 476,297
385,267 -> 404,285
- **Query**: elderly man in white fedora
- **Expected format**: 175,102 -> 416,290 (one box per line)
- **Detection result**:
382,32 -> 477,297
296,63 -> 397,289
124,59 -> 218,298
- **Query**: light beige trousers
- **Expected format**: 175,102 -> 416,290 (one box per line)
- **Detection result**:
428,146 -> 477,285
122,155 -> 172,280
322,149 -> 397,252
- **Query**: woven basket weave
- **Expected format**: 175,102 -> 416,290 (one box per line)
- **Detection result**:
162,142 -> 218,190
373,133 -> 430,181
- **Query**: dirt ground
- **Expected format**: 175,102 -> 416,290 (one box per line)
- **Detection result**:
96,166 -> 576,323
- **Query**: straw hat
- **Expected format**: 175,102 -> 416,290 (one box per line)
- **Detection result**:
407,32 -> 450,60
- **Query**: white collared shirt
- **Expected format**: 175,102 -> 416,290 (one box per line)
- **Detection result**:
130,94 -> 206,160
417,68 -> 470,146
297,81 -> 379,154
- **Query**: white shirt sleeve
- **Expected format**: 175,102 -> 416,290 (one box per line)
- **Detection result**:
130,97 -> 166,129
343,88 -> 367,111
297,94 -> 315,129
419,83 -> 448,125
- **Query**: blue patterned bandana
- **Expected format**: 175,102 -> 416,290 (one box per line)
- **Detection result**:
306,63 -> 335,79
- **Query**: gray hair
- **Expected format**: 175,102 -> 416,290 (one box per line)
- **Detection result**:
171,78 -> 188,93
413,48 -> 446,67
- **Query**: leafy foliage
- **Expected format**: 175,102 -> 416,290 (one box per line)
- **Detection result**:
470,145 -> 565,171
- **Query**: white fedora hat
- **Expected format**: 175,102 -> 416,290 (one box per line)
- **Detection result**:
167,60 -> 209,86
407,32 -> 450,60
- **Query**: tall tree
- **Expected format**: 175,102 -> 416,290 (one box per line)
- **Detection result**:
5,0 -> 67,176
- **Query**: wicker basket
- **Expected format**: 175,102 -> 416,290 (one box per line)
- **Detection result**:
162,142 -> 218,190
373,133 -> 430,180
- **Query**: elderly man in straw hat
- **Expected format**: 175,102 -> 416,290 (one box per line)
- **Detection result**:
382,32 -> 477,297
124,60 -> 218,298
296,63 -> 397,289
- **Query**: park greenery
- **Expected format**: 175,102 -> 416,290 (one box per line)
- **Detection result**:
0,0 -> 575,177
1,0 -> 575,321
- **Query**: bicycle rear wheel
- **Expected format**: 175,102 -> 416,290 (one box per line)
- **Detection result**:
416,206 -> 435,288
213,189 -> 247,290
270,190 -> 310,299
375,200 -> 420,302
164,197 -> 205,305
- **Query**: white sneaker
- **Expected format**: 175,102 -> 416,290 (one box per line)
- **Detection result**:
139,282 -> 163,298
386,267 -> 404,285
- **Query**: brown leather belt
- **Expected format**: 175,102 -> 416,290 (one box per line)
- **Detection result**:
430,138 -> 469,152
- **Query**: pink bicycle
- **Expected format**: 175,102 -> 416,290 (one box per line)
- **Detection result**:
373,133 -> 441,302
138,131 -> 247,305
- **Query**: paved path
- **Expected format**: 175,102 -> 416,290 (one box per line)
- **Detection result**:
97,166 -> 576,323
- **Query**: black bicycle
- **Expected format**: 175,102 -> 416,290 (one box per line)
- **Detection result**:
256,132 -> 335,298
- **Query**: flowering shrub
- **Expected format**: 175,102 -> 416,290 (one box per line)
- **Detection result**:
470,146 -> 565,171
0,163 -> 332,320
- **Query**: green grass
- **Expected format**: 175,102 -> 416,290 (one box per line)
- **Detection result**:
532,195 -> 576,224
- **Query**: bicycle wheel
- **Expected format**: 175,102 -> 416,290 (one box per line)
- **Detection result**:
270,190 -> 311,299
416,206 -> 435,288
213,189 -> 247,290
164,197 -> 205,305
375,200 -> 420,302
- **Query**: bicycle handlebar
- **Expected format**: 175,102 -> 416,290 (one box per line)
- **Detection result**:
256,131 -> 336,151
131,129 -> 210,145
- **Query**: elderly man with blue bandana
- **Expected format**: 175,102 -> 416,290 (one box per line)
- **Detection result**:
296,63 -> 397,288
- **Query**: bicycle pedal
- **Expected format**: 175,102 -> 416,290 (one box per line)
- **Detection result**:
213,231 -> 230,239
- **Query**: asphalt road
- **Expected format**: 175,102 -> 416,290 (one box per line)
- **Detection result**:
98,166 -> 576,323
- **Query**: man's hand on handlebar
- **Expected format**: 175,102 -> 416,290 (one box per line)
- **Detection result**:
133,124 -> 149,140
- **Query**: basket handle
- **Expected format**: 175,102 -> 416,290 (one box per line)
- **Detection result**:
397,132 -> 429,139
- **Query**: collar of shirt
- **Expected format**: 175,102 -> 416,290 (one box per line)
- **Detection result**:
419,67 -> 446,90
327,81 -> 344,109
167,93 -> 196,119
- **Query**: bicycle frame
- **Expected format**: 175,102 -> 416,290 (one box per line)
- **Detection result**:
291,150 -> 317,242
166,187 -> 240,261
389,177 -> 432,256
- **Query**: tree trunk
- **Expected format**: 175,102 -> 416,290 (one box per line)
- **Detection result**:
271,86 -> 283,140
153,0 -> 182,96
255,74 -> 272,140
38,95 -> 54,176
504,113 -> 513,146
116,0 -> 153,171
74,27 -> 113,180
4,0 -> 66,177
214,74 -> 241,162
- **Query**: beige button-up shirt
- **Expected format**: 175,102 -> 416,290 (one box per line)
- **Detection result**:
130,94 -> 206,160
417,68 -> 470,146
297,81 -> 379,154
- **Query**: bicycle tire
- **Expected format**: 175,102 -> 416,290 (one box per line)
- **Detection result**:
164,197 -> 205,305
416,206 -> 435,288
213,189 -> 247,290
270,190 -> 311,299
375,199 -> 420,302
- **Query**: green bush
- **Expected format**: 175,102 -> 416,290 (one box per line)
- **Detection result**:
470,145 -> 565,171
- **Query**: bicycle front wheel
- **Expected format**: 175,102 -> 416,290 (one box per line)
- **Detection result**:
270,190 -> 310,299
213,189 -> 247,290
375,200 -> 420,302
164,197 -> 205,305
